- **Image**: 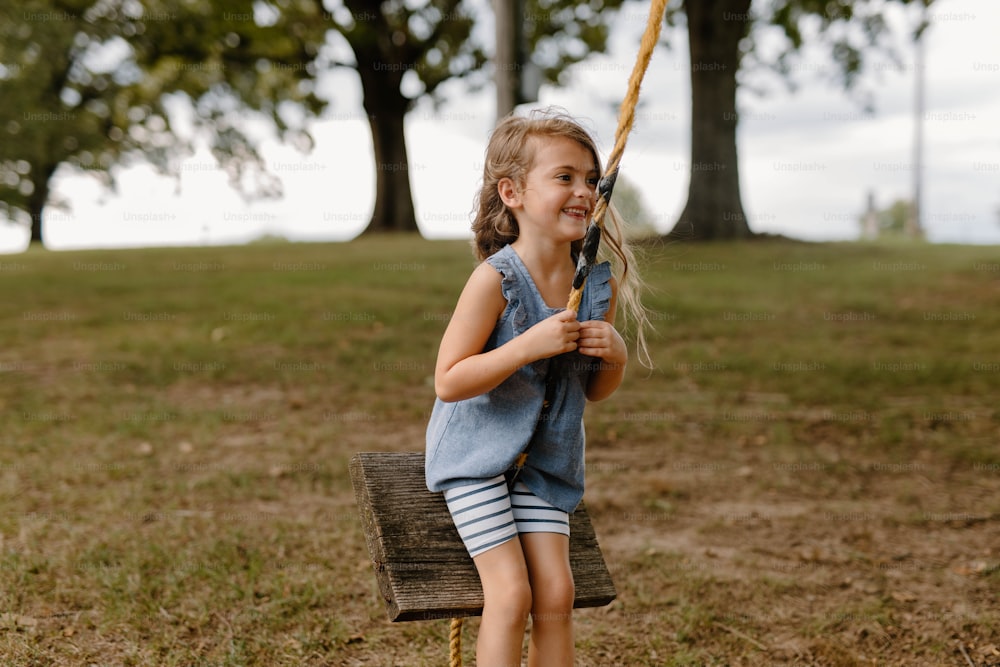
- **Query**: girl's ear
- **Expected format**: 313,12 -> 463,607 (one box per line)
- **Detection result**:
497,177 -> 521,208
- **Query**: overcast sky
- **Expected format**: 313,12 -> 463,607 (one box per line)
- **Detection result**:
1,0 -> 997,253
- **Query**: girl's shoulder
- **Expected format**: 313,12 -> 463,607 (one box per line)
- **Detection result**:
481,244 -> 522,299
464,259 -> 505,295
483,244 -> 516,270
440,260 -> 507,346
455,259 -> 507,320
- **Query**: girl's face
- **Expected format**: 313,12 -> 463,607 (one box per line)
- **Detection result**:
503,135 -> 598,245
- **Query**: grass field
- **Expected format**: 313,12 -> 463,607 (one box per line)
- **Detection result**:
0,235 -> 998,666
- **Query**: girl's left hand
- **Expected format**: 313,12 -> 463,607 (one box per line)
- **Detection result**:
577,320 -> 627,365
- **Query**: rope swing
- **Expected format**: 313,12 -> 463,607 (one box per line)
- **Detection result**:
449,1 -> 669,664
566,0 -> 670,312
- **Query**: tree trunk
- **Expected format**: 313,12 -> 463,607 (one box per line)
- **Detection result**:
30,203 -> 44,246
668,0 -> 753,241
355,57 -> 419,234
28,164 -> 55,246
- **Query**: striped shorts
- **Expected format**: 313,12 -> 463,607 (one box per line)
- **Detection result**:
443,476 -> 570,558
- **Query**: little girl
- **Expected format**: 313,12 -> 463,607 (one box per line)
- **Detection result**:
425,109 -> 648,666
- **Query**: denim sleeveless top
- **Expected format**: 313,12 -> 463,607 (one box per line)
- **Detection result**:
425,244 -> 613,513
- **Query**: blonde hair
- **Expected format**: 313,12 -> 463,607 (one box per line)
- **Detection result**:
471,109 -> 652,367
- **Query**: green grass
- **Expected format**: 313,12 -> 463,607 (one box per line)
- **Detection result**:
1,236 -> 998,665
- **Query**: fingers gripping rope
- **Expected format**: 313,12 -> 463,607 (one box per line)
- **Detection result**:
448,2 -> 669,665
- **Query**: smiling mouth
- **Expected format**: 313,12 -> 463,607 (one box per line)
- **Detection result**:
563,207 -> 589,219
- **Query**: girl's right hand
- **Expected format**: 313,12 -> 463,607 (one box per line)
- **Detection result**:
520,309 -> 580,361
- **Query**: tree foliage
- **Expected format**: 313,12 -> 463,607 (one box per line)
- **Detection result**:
325,0 -> 629,233
863,197 -> 914,236
1,0 -> 323,244
1,0 -> 631,245
746,0 -> 932,101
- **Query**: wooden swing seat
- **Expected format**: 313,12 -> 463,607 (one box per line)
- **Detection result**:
350,452 -> 617,622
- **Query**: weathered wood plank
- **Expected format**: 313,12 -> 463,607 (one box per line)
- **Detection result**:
350,452 -> 617,622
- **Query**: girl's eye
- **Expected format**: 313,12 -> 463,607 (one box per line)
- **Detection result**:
587,177 -> 599,186
557,174 -> 571,181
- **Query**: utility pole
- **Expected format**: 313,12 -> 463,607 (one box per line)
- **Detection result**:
908,3 -> 928,239
494,0 -> 521,123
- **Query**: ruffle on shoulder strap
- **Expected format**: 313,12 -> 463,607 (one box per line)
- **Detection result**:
486,245 -> 531,335
585,261 -> 614,322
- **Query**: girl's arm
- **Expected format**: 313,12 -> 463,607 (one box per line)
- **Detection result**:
434,263 -> 582,403
579,278 -> 628,402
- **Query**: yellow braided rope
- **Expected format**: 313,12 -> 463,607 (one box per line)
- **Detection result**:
449,617 -> 463,667
449,3 -> 667,664
566,0 -> 668,313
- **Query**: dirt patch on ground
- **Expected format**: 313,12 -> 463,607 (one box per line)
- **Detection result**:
575,418 -> 1000,666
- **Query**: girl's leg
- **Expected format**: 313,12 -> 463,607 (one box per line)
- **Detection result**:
521,532 -> 575,667
444,478 -> 530,666
472,538 -> 532,667
508,481 -> 575,666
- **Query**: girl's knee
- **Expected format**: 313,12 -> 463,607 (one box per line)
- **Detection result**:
532,571 -> 574,617
475,538 -> 532,622
486,576 -> 533,625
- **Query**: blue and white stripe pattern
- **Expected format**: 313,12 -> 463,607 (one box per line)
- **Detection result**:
444,476 -> 570,558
